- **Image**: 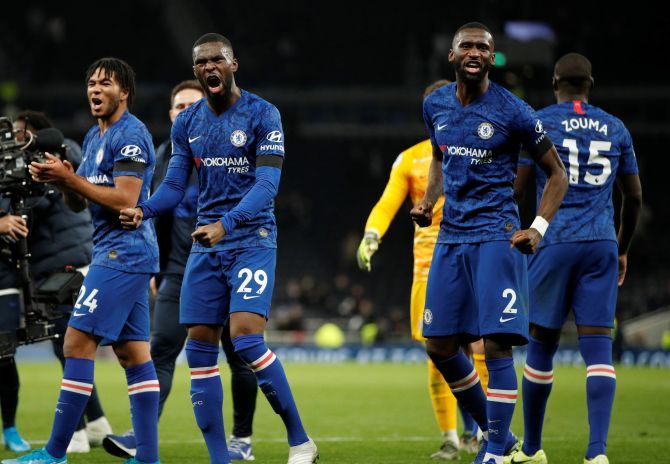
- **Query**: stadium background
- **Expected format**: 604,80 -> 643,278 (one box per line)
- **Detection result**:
1,0 -> 669,351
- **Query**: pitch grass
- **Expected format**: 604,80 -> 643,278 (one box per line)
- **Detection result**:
1,362 -> 668,463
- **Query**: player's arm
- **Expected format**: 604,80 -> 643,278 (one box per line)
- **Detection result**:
191,155 -> 283,248
616,175 -> 642,286
357,153 -> 410,271
120,117 -> 192,229
410,145 -> 443,227
29,152 -> 143,212
511,145 -> 567,253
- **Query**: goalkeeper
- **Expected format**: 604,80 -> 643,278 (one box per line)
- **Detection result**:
357,80 -> 489,460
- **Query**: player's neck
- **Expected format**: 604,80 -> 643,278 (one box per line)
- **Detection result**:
556,91 -> 589,104
206,84 -> 242,115
455,77 -> 489,106
97,103 -> 127,135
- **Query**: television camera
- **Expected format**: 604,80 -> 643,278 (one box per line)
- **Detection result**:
0,116 -> 84,358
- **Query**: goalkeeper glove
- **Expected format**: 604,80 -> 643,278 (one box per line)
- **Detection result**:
356,230 -> 380,272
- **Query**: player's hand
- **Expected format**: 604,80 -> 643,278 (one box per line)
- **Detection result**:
28,152 -> 72,184
510,228 -> 542,254
356,231 -> 380,272
192,221 -> 226,248
410,201 -> 433,228
617,253 -> 628,287
0,214 -> 29,240
119,207 -> 144,230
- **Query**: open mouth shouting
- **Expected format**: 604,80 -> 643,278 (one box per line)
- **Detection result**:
90,96 -> 104,113
206,74 -> 224,95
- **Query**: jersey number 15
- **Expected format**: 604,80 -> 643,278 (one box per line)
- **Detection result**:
562,138 -> 612,186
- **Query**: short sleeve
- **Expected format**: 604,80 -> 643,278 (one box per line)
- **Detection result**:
513,101 -> 552,160
111,126 -> 152,178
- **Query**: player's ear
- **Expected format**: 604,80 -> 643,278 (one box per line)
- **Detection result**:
490,52 -> 496,65
552,77 -> 558,91
448,49 -> 455,64
230,58 -> 239,72
590,77 -> 595,90
120,87 -> 129,103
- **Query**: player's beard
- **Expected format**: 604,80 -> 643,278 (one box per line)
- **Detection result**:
95,96 -> 121,121
454,59 -> 489,83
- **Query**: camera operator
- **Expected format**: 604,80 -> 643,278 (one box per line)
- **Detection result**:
0,111 -> 112,454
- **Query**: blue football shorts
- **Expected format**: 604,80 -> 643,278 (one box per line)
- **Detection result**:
67,265 -> 151,346
528,240 -> 618,329
423,241 -> 529,345
180,247 -> 276,325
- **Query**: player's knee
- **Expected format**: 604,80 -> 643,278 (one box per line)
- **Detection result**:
483,335 -> 513,359
425,338 -> 459,362
530,323 -> 561,345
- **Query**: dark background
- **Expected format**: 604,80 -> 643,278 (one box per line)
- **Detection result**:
1,1 -> 668,342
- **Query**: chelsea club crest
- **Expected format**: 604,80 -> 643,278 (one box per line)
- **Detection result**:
477,122 -> 494,140
230,130 -> 247,147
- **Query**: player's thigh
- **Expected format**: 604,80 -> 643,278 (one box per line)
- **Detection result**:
572,241 -> 618,328
423,243 -> 478,340
69,265 -> 150,344
228,247 -> 276,319
180,252 -> 229,326
410,280 -> 428,341
476,241 -> 529,345
527,244 -> 576,330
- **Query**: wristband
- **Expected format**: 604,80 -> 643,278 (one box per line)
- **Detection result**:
530,216 -> 549,237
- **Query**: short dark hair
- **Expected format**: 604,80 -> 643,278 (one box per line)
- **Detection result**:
423,79 -> 451,98
554,52 -> 592,86
193,33 -> 233,51
454,22 -> 494,47
15,110 -> 53,131
85,57 -> 136,107
170,80 -> 203,107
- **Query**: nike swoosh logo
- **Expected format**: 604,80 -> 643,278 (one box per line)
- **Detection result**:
437,123 -> 448,130
72,311 -> 86,317
242,294 -> 260,300
189,136 -> 201,143
499,316 -> 516,323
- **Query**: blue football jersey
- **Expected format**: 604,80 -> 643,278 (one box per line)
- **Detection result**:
168,90 -> 285,252
520,101 -> 639,245
77,111 -> 159,274
423,82 -> 550,244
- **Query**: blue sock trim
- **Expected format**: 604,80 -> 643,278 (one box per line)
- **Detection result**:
232,333 -> 265,353
126,361 -> 157,384
63,357 -> 94,381
185,338 -> 220,355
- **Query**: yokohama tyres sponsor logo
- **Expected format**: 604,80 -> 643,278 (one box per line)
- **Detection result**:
200,156 -> 250,167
